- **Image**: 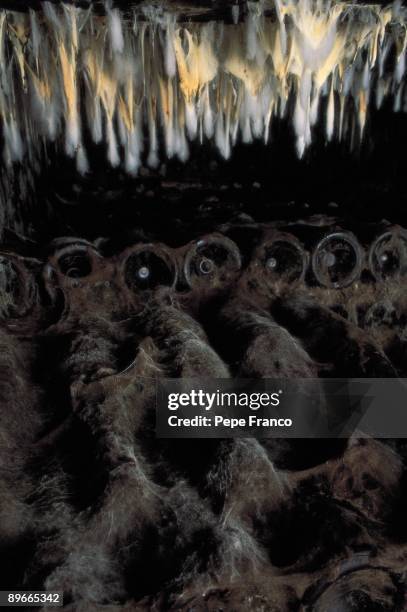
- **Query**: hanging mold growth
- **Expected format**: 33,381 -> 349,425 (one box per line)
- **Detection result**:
0,0 -> 406,177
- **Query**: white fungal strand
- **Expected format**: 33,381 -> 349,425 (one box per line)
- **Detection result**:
0,0 -> 406,176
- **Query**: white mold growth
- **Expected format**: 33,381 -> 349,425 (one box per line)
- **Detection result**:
0,0 -> 406,175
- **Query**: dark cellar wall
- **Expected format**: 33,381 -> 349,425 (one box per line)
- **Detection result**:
21,99 -> 407,250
